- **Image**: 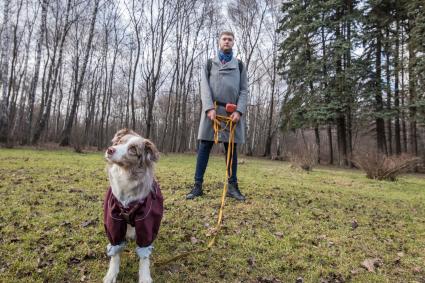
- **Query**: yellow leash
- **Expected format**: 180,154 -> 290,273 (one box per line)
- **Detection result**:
154,108 -> 235,266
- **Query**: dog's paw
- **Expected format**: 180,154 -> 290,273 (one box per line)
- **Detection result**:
103,273 -> 118,283
139,275 -> 153,283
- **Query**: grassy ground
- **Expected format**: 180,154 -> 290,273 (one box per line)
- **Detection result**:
0,148 -> 424,283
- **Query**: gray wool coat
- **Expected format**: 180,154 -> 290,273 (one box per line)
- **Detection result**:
197,56 -> 248,144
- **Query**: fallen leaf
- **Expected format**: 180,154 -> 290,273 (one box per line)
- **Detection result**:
60,221 -> 71,227
317,234 -> 327,240
190,236 -> 198,244
69,257 -> 81,265
83,250 -> 96,260
257,276 -> 282,283
274,232 -> 284,238
205,227 -> 218,237
351,268 -> 362,275
361,258 -> 382,272
9,237 -> 21,243
394,257 -> 401,265
351,219 -> 358,230
81,219 -> 97,228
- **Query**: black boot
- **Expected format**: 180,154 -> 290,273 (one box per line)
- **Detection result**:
186,182 -> 203,199
227,182 -> 246,201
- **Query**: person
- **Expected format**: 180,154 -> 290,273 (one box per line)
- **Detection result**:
186,31 -> 248,201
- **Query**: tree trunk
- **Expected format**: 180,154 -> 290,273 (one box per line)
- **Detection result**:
345,0 -> 353,165
375,30 -> 386,154
264,39 -> 277,157
314,125 -> 320,164
407,21 -> 418,156
394,18 -> 401,155
60,0 -> 99,146
401,25 -> 408,153
130,33 -> 140,131
384,28 -> 392,155
0,0 -> 11,141
321,14 -> 333,164
4,1 -> 24,145
327,125 -> 334,164
23,0 -> 48,144
336,17 -> 347,166
33,0 -> 71,144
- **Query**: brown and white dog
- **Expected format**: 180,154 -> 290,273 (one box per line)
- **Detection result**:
103,129 -> 163,283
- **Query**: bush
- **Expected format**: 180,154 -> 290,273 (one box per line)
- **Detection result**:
289,143 -> 318,171
351,152 -> 421,181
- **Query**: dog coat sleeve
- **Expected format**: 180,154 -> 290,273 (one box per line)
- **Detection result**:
134,181 -> 164,247
103,187 -> 127,246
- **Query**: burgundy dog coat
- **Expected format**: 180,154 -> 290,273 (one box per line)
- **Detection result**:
103,180 -> 163,248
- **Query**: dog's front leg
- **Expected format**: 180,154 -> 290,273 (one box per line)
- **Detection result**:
139,257 -> 152,283
104,254 -> 120,283
136,245 -> 153,283
104,242 -> 126,283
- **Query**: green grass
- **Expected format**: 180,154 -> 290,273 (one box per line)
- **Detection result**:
0,148 -> 425,283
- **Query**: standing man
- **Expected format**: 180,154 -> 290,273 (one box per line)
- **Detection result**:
186,31 -> 248,201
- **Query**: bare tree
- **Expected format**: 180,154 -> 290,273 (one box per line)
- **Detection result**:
23,0 -> 48,144
0,0 -> 11,141
125,0 -> 144,130
60,0 -> 99,146
32,0 -> 72,144
141,0 -> 176,138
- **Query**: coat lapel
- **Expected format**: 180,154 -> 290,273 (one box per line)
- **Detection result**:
213,56 -> 238,70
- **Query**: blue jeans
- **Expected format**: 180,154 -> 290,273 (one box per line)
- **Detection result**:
194,140 -> 237,184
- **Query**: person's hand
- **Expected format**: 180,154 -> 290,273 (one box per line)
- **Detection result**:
207,109 -> 216,121
230,111 -> 241,123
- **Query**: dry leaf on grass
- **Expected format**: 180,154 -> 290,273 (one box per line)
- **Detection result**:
190,236 -> 198,244
361,258 -> 382,272
274,231 -> 284,238
351,219 -> 358,230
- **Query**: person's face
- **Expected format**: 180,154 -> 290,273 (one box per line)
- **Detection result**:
219,34 -> 234,52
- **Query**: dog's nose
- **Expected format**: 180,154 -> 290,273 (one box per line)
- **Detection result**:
107,147 -> 116,155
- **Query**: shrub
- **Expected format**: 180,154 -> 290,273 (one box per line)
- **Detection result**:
289,143 -> 318,171
351,151 -> 420,181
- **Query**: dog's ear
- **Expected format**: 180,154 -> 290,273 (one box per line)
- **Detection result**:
144,139 -> 159,163
111,128 -> 139,145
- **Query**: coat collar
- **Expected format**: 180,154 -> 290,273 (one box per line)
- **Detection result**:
212,56 -> 238,69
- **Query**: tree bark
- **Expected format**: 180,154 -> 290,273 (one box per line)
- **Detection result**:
60,0 -> 99,146
394,18 -> 401,155
385,28 -> 392,155
407,21 -> 418,156
375,30 -> 386,154
24,0 -> 48,144
33,0 -> 72,144
0,0 -> 11,141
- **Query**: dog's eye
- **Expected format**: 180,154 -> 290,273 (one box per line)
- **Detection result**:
128,146 -> 137,155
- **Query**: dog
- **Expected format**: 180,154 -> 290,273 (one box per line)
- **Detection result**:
103,128 -> 163,283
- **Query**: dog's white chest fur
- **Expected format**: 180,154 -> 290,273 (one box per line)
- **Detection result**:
108,164 -> 139,205
108,164 -> 153,207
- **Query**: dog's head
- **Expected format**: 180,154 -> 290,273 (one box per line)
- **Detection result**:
105,128 -> 159,168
